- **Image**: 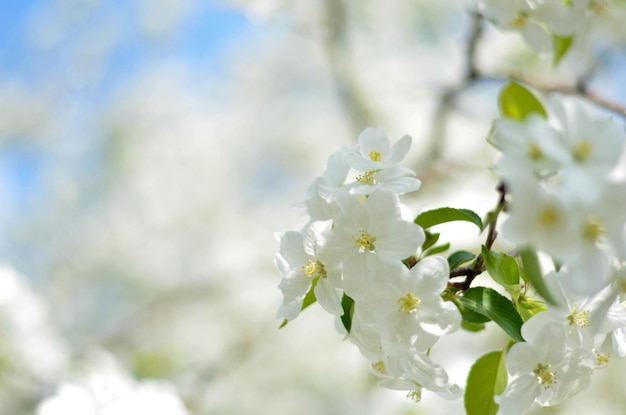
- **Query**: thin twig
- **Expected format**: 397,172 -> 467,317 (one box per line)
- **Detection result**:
424,12 -> 626,178
448,182 -> 507,291
476,74 -> 626,116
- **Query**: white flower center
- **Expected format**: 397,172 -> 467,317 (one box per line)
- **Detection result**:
301,258 -> 327,279
597,353 -> 610,369
508,13 -> 528,29
406,389 -> 422,402
372,361 -> 386,374
538,205 -> 561,228
582,218 -> 605,242
368,151 -> 382,162
534,363 -> 557,389
567,308 -> 590,328
356,170 -> 378,185
397,292 -> 421,314
352,230 -> 376,252
527,142 -> 543,161
572,139 -> 593,163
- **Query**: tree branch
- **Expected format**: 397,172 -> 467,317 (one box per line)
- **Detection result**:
449,182 -> 507,291
424,12 -> 626,176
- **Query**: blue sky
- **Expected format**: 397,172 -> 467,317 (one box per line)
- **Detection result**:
0,0 -> 256,223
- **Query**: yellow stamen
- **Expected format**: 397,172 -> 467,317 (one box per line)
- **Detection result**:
567,308 -> 590,328
582,218 -> 605,242
398,293 -> 421,314
356,170 -> 377,185
372,361 -> 386,374
572,140 -> 593,163
597,353 -> 610,369
534,363 -> 557,389
509,13 -> 528,29
368,151 -> 382,162
352,229 -> 376,252
406,389 -> 422,402
528,142 -> 543,161
539,206 -> 560,228
301,258 -> 327,279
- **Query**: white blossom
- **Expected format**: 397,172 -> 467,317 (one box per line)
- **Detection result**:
325,190 -> 424,297
275,222 -> 343,320
498,322 -> 595,415
355,257 -> 461,352
342,127 -> 421,195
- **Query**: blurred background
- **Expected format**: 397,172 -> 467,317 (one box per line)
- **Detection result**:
1,0 -> 626,414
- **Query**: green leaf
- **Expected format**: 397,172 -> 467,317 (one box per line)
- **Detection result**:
481,246 -> 520,287
448,250 -> 475,270
452,297 -> 491,324
465,351 -> 508,415
518,296 -> 548,322
422,231 -> 440,251
457,287 -> 524,342
553,35 -> 574,66
424,242 -> 451,257
414,207 -> 483,230
519,249 -> 555,304
499,81 -> 547,120
279,277 -> 319,329
340,293 -> 355,333
461,320 -> 486,332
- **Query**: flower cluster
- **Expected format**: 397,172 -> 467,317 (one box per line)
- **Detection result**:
475,0 -> 609,55
489,93 -> 626,413
491,95 -> 626,295
277,90 -> 626,414
275,127 -> 463,401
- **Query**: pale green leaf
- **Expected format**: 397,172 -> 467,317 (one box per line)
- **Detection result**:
461,320 -> 486,332
499,81 -> 547,120
481,246 -> 520,286
414,207 -> 483,230
465,351 -> 508,415
424,242 -> 451,257
519,249 -> 555,304
553,35 -> 574,66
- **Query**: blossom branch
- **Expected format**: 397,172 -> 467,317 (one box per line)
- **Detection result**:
448,182 -> 507,291
477,73 -> 626,116
423,12 -> 625,177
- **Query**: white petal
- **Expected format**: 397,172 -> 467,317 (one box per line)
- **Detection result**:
520,22 -> 551,54
276,231 -> 307,272
314,278 -> 343,316
359,127 -> 390,158
324,150 -> 350,186
411,256 -> 449,294
416,299 -> 461,336
375,220 -> 424,261
612,328 -> 626,358
498,375 -> 539,415
386,135 -> 412,164
506,341 -> 538,375
366,190 -> 402,219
